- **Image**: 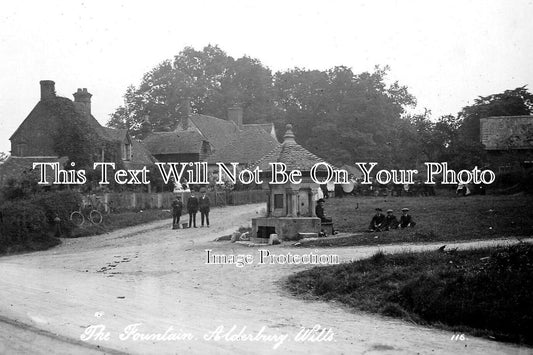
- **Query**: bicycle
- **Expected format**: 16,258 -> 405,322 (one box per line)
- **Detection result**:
70,194 -> 109,227
91,195 -> 112,215
70,204 -> 103,227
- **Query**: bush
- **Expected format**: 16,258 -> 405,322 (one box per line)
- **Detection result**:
0,189 -> 84,253
0,200 -> 53,254
31,190 -> 82,237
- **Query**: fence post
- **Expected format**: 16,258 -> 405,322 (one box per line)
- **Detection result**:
132,193 -> 137,210
157,193 -> 163,208
103,193 -> 109,213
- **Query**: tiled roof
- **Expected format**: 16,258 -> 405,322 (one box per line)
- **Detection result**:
124,139 -> 157,168
143,131 -> 206,155
253,125 -> 331,172
9,97 -> 104,141
9,93 -> 156,169
207,125 -> 279,164
189,114 -> 238,149
243,123 -> 274,136
100,126 -> 128,142
144,112 -> 279,165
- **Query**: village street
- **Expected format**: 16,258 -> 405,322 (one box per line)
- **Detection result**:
0,204 -> 531,355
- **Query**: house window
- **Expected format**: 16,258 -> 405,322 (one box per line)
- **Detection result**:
122,143 -> 132,161
274,194 -> 284,209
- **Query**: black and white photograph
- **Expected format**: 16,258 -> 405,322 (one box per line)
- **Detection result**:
0,1 -> 532,354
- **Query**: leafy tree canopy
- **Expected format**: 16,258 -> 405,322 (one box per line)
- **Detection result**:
107,45 -> 532,170
108,46 -> 415,166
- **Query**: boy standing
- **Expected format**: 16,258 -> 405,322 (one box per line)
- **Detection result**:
171,195 -> 183,229
199,190 -> 211,227
187,192 -> 199,228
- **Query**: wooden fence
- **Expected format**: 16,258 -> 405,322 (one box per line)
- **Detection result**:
101,189 -> 268,211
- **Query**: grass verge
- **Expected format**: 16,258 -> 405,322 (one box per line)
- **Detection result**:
285,243 -> 533,345
303,193 -> 533,247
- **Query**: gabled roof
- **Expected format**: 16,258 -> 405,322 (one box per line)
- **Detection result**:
144,111 -> 280,164
124,139 -> 157,168
9,87 -> 157,168
100,126 -> 128,142
188,114 -> 238,149
207,125 -> 279,164
10,96 -> 119,145
10,97 -> 104,141
143,131 -> 207,155
254,124 -> 330,172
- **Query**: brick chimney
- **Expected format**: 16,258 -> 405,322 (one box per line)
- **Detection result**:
228,105 -> 243,129
73,88 -> 92,116
40,80 -> 56,100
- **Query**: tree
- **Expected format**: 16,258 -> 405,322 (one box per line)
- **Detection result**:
109,45 -> 416,166
274,65 -> 415,165
108,45 -> 279,139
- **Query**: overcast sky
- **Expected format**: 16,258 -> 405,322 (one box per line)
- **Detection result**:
1,0 -> 532,153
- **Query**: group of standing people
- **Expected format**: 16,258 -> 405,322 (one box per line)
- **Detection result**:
171,190 -> 211,229
368,207 -> 415,232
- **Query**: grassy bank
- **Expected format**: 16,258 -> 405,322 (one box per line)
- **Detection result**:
286,243 -> 533,345
303,193 -> 533,247
70,209 -> 172,238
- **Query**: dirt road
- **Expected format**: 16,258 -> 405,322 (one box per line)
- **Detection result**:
0,204 -> 531,354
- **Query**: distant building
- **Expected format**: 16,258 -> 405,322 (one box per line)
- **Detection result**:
143,104 -> 279,168
0,80 -> 154,185
480,115 -> 533,172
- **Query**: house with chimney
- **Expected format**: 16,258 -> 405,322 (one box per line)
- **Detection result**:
0,80 -> 154,186
143,104 -> 279,170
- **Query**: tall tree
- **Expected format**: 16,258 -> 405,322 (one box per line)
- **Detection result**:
274,65 -> 415,165
109,45 -> 416,166
108,45 -> 278,139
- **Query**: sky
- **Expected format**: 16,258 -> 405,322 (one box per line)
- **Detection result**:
1,0 -> 532,153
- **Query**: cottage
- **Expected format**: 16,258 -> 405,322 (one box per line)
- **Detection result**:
0,80 -> 154,186
143,105 -> 279,170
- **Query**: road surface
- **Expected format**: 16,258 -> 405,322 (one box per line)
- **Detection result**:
0,204 -> 531,354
